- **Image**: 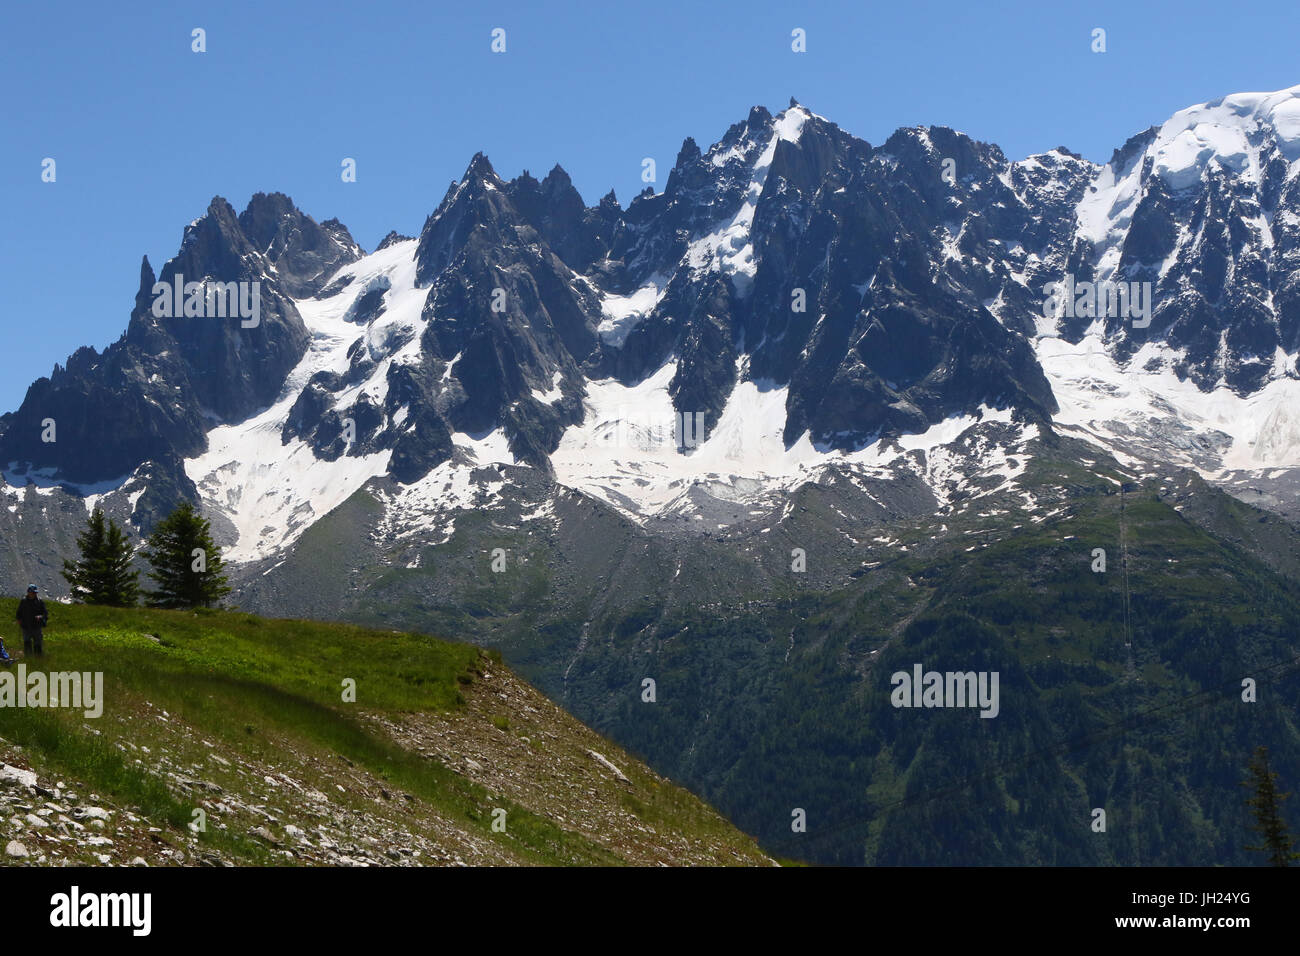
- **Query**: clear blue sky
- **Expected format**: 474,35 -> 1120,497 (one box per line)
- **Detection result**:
2,0 -> 1298,414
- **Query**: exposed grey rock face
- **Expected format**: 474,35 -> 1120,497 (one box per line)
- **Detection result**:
1071,124 -> 1300,393
375,230 -> 414,252
0,193 -> 360,492
237,192 -> 364,298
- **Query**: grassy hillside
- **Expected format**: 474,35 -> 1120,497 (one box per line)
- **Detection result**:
0,604 -> 772,866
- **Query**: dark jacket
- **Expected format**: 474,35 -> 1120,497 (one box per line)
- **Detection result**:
15,597 -> 47,630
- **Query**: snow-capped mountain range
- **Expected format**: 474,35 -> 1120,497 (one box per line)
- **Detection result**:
4,84 -> 1300,578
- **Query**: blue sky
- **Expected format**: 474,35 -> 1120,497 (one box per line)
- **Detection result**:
2,0 -> 1298,413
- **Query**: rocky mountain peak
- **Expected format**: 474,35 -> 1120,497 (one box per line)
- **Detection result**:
7,86 -> 1300,551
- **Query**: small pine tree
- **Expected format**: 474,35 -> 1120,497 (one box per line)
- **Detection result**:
62,507 -> 139,606
142,502 -> 231,609
1243,745 -> 1298,866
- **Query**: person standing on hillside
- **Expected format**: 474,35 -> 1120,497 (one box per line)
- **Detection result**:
15,585 -> 48,657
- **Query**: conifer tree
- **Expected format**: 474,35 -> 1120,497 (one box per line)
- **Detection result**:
1243,745 -> 1298,866
61,507 -> 139,606
142,502 -> 231,609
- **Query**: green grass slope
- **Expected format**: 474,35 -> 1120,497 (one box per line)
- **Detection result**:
0,604 -> 771,867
